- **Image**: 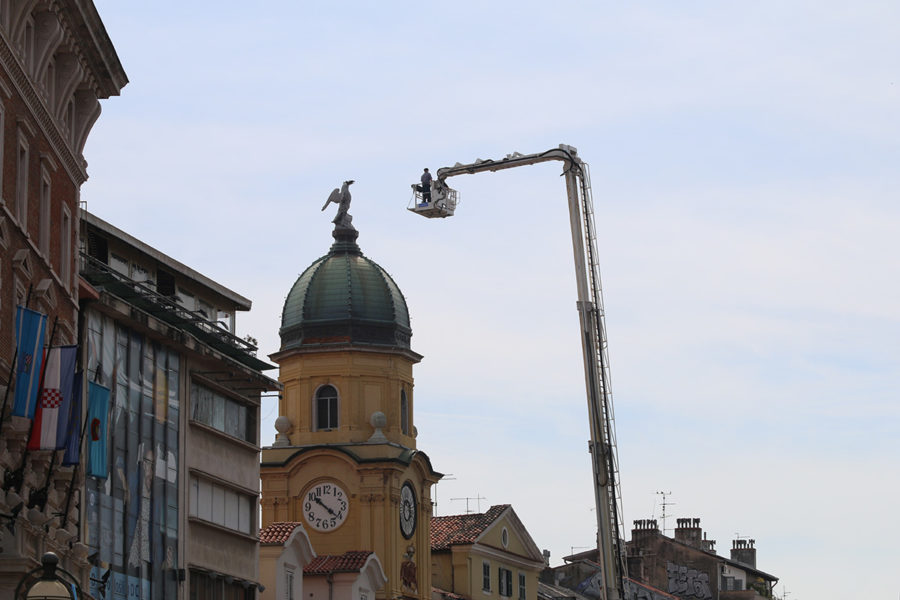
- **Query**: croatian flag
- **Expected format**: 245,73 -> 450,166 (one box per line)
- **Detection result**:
12,306 -> 47,419
27,346 -> 77,451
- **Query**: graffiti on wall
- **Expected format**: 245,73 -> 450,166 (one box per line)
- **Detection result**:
624,579 -> 676,600
666,562 -> 712,600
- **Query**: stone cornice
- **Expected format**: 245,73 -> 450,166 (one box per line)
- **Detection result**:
57,0 -> 127,96
0,30 -> 87,184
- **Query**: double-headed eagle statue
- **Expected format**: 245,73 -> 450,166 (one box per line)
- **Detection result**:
321,180 -> 355,231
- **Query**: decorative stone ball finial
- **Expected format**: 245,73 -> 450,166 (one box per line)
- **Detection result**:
273,416 -> 292,447
368,411 -> 388,443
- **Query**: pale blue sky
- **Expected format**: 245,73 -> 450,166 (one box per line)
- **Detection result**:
87,2 -> 899,598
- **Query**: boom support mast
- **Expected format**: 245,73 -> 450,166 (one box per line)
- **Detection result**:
435,145 -> 626,600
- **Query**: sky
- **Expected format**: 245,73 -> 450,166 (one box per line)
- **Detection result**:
85,3 -> 899,599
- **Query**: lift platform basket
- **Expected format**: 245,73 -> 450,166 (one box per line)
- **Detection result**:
408,182 -> 458,218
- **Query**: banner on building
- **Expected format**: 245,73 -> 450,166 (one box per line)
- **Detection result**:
87,382 -> 110,479
62,371 -> 84,466
28,346 -> 78,451
12,306 -> 47,419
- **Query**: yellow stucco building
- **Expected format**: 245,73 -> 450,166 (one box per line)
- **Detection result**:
431,505 -> 545,600
260,221 -> 441,600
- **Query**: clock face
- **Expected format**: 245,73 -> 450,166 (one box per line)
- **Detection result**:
400,481 -> 417,539
303,481 -> 348,532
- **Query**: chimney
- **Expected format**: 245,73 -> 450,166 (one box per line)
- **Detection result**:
674,518 -> 703,549
700,532 -> 716,554
731,539 -> 757,568
630,519 -> 660,546
542,549 -> 551,568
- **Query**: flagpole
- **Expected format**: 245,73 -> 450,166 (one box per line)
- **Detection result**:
0,344 -> 20,432
4,317 -> 58,494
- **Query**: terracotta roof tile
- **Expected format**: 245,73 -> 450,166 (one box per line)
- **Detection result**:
304,551 -> 374,575
431,504 -> 509,550
259,522 -> 304,544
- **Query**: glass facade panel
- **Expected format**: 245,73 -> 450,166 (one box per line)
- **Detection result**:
189,474 -> 254,534
212,486 -> 224,524
239,495 -> 251,534
190,382 -> 255,444
225,489 -> 239,530
85,310 -> 180,600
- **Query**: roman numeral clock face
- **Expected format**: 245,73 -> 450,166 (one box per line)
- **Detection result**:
303,481 -> 348,532
400,481 -> 417,539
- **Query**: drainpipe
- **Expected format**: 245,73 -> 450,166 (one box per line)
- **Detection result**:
327,573 -> 334,600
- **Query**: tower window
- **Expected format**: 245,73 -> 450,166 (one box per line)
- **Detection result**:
400,389 -> 409,435
315,385 -> 339,430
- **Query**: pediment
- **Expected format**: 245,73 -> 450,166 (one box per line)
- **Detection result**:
474,507 -> 544,564
34,278 -> 56,310
13,249 -> 33,279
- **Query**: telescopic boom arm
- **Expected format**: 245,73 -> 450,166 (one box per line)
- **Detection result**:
433,144 -> 626,600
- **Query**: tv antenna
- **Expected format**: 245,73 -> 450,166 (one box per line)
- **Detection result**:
656,491 -> 675,533
450,495 -> 486,514
432,474 -> 456,516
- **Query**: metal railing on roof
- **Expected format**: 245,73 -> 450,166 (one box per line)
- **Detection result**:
80,252 -> 274,371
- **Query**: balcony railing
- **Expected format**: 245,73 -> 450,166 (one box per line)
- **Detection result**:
80,252 -> 274,372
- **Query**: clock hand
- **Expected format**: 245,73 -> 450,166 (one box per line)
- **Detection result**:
314,496 -> 337,517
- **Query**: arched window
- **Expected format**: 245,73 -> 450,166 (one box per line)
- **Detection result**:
315,385 -> 339,430
400,389 -> 409,435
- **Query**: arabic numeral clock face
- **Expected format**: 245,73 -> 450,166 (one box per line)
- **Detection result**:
400,481 -> 417,539
303,481 -> 348,532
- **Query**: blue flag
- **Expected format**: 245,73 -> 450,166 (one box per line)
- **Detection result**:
87,382 -> 110,479
13,306 -> 47,418
62,371 -> 83,466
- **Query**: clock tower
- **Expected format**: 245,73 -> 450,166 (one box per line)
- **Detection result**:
260,214 -> 441,600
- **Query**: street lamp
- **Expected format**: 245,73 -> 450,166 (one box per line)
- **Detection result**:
15,552 -> 80,600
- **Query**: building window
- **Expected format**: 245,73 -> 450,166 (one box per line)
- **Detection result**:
499,568 -> 512,597
501,527 -> 509,548
189,475 -> 254,535
482,561 -> 491,592
314,385 -> 338,430
190,569 -> 253,600
157,268 -> 176,296
15,135 -> 28,227
38,168 -> 50,256
400,389 -> 409,435
60,205 -> 70,289
286,569 -> 295,600
190,382 -> 257,444
86,230 -> 108,263
518,573 -> 526,600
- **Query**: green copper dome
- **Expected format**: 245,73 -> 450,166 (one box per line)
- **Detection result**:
280,229 -> 412,351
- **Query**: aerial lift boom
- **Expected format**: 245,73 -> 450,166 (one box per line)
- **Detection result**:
410,145 -> 627,600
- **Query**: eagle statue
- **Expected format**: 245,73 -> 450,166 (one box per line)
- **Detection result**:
321,180 -> 355,230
